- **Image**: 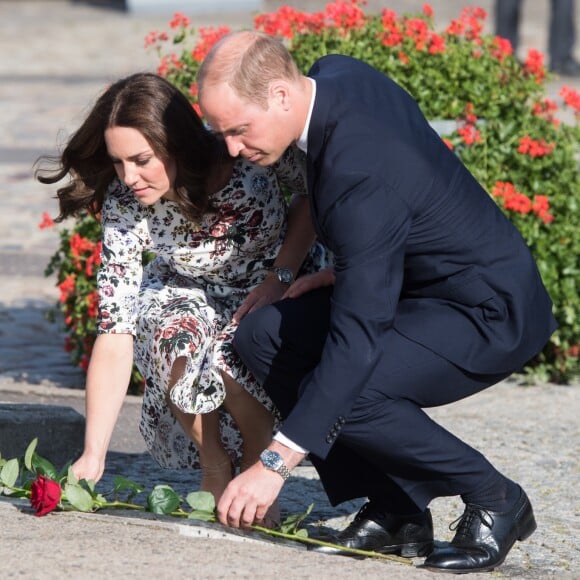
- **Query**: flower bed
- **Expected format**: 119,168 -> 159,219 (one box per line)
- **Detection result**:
42,2 -> 579,384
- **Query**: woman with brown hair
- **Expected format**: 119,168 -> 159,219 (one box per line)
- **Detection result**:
36,72 -> 326,523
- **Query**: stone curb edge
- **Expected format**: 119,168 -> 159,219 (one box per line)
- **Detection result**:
0,496 -> 307,550
0,380 -> 143,405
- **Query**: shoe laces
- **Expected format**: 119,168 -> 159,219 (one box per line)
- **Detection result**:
449,505 -> 494,542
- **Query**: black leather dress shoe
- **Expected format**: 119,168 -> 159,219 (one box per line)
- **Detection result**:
309,502 -> 434,558
421,487 -> 536,573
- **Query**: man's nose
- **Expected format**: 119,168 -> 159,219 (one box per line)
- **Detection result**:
224,136 -> 244,157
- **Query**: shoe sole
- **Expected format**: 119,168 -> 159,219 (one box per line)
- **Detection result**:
311,540 -> 434,559
517,512 -> 537,542
393,541 -> 434,558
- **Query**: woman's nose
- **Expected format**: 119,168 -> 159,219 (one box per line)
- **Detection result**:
122,163 -> 139,185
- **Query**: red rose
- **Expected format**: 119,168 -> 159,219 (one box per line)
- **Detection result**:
30,475 -> 61,517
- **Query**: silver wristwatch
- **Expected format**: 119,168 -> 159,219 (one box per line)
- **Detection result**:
260,449 -> 291,480
272,267 -> 294,285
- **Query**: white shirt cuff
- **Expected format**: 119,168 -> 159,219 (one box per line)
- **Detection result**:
274,431 -> 309,454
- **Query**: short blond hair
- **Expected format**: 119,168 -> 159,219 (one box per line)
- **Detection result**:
197,30 -> 301,109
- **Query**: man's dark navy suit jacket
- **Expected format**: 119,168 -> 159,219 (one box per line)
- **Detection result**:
281,55 -> 557,460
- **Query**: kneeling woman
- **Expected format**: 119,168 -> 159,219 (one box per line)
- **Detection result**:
36,73 -> 327,519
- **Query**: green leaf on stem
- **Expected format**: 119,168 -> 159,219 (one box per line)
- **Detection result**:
0,458 -> 19,488
24,438 -> 38,471
31,454 -> 57,480
113,476 -> 145,500
83,479 -> 97,494
187,510 -> 216,522
185,492 -> 215,521
67,468 -> 97,498
64,482 -> 94,512
78,478 -> 100,503
66,465 -> 78,485
57,461 -> 72,482
146,485 -> 181,514
185,490 -> 215,512
278,502 -> 312,536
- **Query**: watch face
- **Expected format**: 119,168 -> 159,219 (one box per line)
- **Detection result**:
276,268 -> 293,284
261,450 -> 283,470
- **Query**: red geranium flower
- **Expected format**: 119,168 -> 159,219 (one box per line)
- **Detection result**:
30,475 -> 61,516
38,212 -> 55,230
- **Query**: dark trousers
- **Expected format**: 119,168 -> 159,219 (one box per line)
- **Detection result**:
495,0 -> 576,64
234,288 -> 512,512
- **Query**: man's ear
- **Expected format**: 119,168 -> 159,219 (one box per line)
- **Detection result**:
268,80 -> 291,111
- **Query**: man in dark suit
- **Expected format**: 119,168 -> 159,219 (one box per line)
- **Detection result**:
197,31 -> 557,573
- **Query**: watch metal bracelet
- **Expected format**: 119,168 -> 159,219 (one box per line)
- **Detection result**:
276,463 -> 291,481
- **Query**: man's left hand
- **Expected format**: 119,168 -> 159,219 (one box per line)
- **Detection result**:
232,275 -> 287,323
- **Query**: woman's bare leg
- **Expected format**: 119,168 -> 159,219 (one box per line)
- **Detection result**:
221,371 -> 275,466
167,358 -> 232,502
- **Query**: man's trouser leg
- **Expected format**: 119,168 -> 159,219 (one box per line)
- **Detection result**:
234,288 -> 511,511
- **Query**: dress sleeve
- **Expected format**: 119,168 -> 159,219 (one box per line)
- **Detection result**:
97,181 -> 150,335
271,145 -> 309,198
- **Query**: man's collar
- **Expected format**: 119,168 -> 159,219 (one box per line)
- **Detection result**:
296,77 -> 316,154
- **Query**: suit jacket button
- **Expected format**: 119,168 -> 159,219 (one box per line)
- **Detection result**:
326,435 -> 333,443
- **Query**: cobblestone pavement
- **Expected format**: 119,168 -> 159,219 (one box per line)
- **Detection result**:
0,2 -> 578,578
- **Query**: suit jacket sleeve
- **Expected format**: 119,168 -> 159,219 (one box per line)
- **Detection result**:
280,164 -> 412,459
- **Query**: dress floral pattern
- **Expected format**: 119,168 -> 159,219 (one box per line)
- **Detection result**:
97,147 -> 327,469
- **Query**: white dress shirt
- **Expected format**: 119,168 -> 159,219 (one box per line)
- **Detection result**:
272,77 -> 317,456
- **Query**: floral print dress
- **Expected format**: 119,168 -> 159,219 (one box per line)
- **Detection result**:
97,147 -> 327,469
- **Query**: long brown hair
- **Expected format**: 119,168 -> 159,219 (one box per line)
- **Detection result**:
35,72 -> 224,222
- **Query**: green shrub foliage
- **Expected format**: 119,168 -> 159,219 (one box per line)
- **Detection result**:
46,2 -> 579,384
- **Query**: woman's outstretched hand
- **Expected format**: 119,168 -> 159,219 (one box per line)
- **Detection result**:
71,453 -> 105,484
